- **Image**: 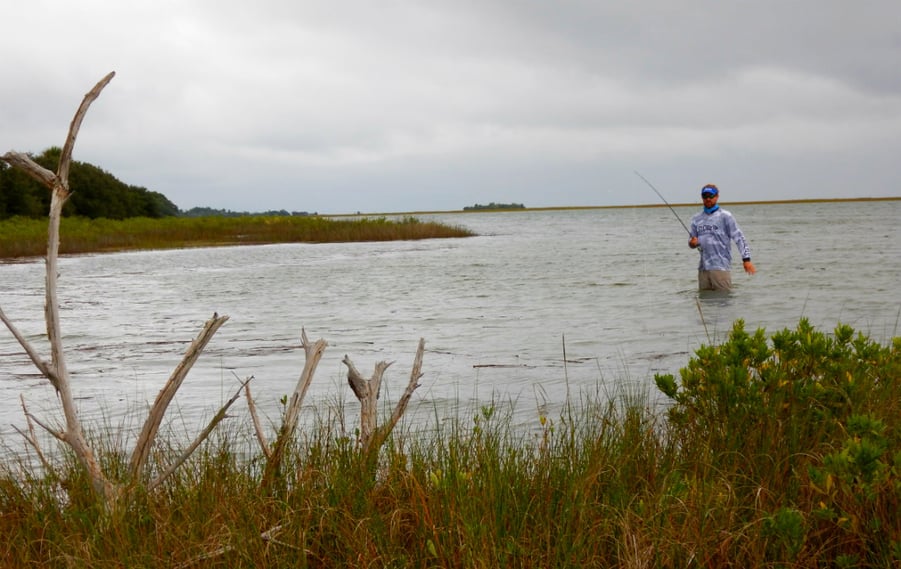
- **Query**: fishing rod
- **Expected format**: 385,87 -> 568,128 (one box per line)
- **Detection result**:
634,170 -> 692,236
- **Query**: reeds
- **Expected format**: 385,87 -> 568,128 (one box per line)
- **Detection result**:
1,320 -> 899,568
0,215 -> 474,259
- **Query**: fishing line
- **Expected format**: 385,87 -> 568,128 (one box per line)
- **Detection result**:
633,171 -> 700,343
634,171 -> 691,236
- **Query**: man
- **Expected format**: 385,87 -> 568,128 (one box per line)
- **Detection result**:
688,184 -> 756,291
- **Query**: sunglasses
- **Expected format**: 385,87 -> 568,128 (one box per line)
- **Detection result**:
702,192 -> 717,198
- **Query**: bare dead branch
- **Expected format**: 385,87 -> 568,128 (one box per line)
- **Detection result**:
2,74 -> 119,506
244,379 -> 271,459
58,71 -> 116,183
20,409 -> 65,444
342,355 -> 393,450
261,524 -> 307,551
261,524 -> 284,540
3,72 -> 242,513
0,306 -> 59,390
12,396 -> 54,473
174,523 -> 305,569
43,298 -> 113,503
372,338 -> 425,449
0,152 -> 57,187
147,376 -> 250,491
174,543 -> 232,569
129,313 -> 229,478
341,340 -> 425,457
282,329 -> 328,435
343,355 -> 367,400
2,109 -> 102,496
261,329 -> 328,490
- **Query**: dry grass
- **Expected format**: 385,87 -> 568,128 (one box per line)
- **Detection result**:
0,322 -> 898,567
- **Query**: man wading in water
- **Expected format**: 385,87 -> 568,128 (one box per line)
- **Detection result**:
688,184 -> 756,291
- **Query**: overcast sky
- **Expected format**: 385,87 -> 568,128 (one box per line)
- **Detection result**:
3,1 -> 899,214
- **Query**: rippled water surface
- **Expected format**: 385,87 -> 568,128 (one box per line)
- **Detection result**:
1,201 -> 899,439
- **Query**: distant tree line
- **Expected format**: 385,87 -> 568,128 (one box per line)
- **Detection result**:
180,207 -> 316,218
463,202 -> 525,211
0,147 -> 179,220
0,148 -> 322,221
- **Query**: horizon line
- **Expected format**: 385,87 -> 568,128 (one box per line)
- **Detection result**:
325,195 -> 901,217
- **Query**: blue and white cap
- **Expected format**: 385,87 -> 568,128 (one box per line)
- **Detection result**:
701,184 -> 719,197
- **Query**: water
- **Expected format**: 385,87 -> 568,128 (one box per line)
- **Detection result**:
1,201 -> 899,442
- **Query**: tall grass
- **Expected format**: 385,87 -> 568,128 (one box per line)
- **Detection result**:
0,215 -> 474,259
0,319 -> 898,567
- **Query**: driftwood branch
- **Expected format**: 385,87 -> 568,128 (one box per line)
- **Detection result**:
371,338 -> 425,450
282,329 -> 328,436
2,72 -> 237,512
129,313 -> 230,478
20,408 -> 66,444
244,379 -> 271,459
343,355 -> 393,450
58,71 -> 116,183
0,72 -> 121,506
342,338 -> 425,453
0,306 -> 59,389
261,329 -> 328,489
12,396 -> 54,473
173,523 -> 304,569
147,376 -> 250,491
343,339 -> 425,455
0,152 -> 57,188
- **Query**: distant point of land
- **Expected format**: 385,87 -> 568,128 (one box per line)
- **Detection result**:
462,202 -> 526,211
329,196 -> 900,218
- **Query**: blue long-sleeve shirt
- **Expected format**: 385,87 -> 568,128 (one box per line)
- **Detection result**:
689,208 -> 751,271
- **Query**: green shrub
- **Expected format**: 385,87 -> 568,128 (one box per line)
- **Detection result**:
656,318 -> 901,566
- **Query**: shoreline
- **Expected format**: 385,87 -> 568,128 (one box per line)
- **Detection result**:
328,195 -> 901,217
2,197 -> 896,261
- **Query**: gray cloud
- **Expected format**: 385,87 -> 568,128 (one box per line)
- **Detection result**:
2,0 -> 899,213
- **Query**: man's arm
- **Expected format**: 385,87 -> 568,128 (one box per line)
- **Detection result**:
729,216 -> 755,275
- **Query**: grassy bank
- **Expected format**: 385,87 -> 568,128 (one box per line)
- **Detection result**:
1,319 -> 899,567
0,215 -> 474,260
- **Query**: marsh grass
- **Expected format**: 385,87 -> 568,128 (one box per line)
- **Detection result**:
0,215 -> 474,259
0,320 -> 899,567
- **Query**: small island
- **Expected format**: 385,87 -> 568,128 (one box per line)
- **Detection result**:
463,202 -> 525,211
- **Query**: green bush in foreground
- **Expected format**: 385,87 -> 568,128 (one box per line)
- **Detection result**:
0,319 -> 898,567
655,318 -> 901,566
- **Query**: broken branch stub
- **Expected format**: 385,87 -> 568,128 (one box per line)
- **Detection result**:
343,339 -> 425,454
282,329 -> 328,437
244,380 -> 270,459
260,328 -> 328,490
0,152 -> 58,188
343,355 -> 392,449
372,337 -> 425,450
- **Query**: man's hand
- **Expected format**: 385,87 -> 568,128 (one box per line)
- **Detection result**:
743,260 -> 756,275
688,236 -> 699,249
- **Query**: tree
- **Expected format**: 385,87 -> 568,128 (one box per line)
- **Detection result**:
0,160 -> 48,217
0,146 -> 179,220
